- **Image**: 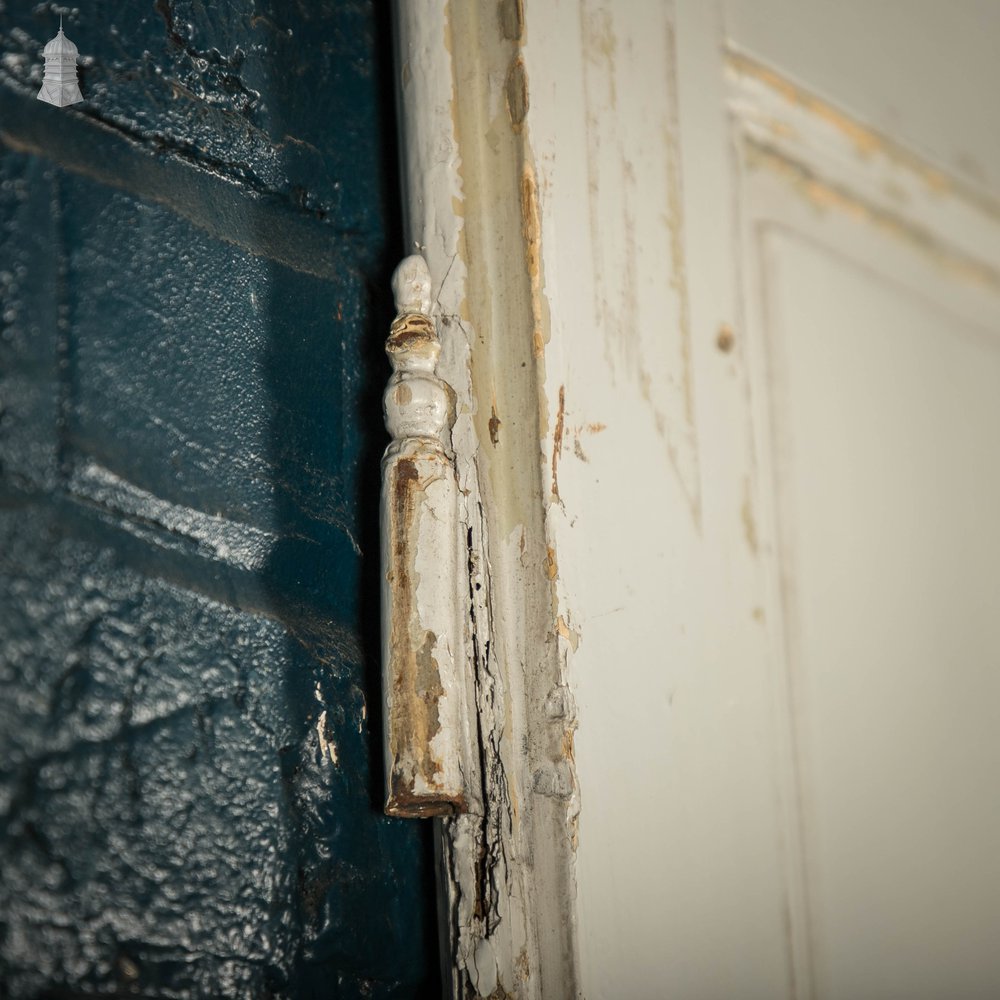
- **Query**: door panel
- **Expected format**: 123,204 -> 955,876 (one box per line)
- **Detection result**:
516,0 -> 1000,995
765,230 -> 1000,997
736,65 -> 1000,992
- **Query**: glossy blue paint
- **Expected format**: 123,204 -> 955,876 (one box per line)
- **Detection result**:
0,2 -> 439,997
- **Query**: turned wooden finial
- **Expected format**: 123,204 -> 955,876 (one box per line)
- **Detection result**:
384,256 -> 454,447
391,254 -> 433,316
380,255 -> 467,818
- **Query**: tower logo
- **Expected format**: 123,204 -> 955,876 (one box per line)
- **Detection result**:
37,17 -> 83,108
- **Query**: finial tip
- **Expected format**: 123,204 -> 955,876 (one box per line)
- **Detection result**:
392,255 -> 433,317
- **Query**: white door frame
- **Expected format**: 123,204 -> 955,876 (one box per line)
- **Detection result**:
391,4 -> 580,997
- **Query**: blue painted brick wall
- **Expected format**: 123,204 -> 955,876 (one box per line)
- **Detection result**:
0,3 -> 439,997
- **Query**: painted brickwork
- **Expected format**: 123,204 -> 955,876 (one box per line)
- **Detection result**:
0,3 -> 438,997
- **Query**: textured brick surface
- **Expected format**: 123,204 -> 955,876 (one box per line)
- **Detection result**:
0,3 -> 437,997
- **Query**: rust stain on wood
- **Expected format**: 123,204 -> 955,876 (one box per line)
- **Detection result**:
489,401 -> 502,446
716,323 -> 735,353
387,778 -> 467,819
551,385 -> 566,501
384,453 -> 466,818
387,312 -> 437,355
498,0 -> 524,42
545,546 -> 558,581
505,56 -> 529,132
520,163 -> 548,360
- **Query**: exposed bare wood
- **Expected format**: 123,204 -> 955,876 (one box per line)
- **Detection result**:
381,255 -> 470,818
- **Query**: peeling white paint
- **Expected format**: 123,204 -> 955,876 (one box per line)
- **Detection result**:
519,1 -> 1000,997
315,709 -> 337,766
379,255 -> 470,818
313,685 -> 338,767
394,2 -> 580,996
470,937 -> 499,998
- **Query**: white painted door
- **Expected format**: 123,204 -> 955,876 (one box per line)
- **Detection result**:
520,2 -> 1000,997
393,2 -> 1000,996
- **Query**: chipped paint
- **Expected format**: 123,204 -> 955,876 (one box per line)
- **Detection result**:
727,49 -> 1000,224
555,617 -> 581,653
545,546 -> 558,581
662,19 -> 701,526
395,2 -> 580,995
383,451 -> 466,817
315,709 -> 338,766
746,140 -> 1000,293
730,51 -> 887,161
499,0 -> 525,42
578,6 -> 702,529
489,402 -> 502,447
505,57 -> 529,132
380,256 -> 468,818
473,3 -> 1000,997
550,385 -> 565,502
521,163 -> 548,361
